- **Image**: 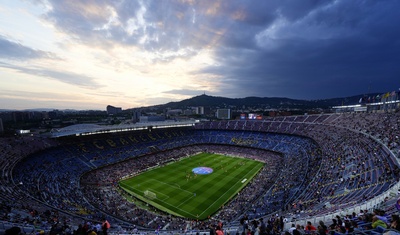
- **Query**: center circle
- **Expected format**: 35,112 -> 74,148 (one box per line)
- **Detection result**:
192,167 -> 213,175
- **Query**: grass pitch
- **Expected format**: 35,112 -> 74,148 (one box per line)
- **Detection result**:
119,152 -> 264,220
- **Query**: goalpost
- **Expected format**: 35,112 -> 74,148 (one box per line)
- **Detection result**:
144,190 -> 157,200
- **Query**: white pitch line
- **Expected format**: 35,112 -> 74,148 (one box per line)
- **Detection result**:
177,195 -> 195,207
155,197 -> 198,217
198,163 -> 261,218
122,181 -> 197,217
150,179 -> 194,195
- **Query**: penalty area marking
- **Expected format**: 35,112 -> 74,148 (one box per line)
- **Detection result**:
198,163 -> 260,218
147,179 -> 193,203
148,179 -> 197,213
120,180 -> 197,217
149,179 -> 193,195
176,194 -> 196,208
146,180 -> 197,217
144,189 -> 170,201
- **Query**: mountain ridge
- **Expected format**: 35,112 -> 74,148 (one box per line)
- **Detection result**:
0,93 -> 381,112
133,93 -> 380,111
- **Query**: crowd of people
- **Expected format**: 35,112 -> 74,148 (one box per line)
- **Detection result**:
11,129 -> 322,230
198,112 -> 400,217
0,111 -> 400,234
280,207 -> 400,235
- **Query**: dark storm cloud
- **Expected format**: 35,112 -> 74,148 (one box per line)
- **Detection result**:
37,0 -> 400,99
0,62 -> 102,89
203,0 -> 400,99
0,36 -> 56,60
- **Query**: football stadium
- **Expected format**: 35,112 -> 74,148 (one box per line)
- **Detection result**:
1,110 -> 400,235
2,0 -> 400,234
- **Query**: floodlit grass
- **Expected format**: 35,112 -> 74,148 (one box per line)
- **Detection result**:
119,152 -> 264,220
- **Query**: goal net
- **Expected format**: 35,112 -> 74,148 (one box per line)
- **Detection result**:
144,190 -> 157,200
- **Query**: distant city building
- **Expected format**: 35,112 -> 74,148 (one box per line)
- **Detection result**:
48,110 -> 61,119
0,112 -> 12,122
139,115 -> 165,122
216,109 -> 231,120
198,106 -> 204,115
204,106 -> 212,116
106,105 -> 122,115
166,109 -> 182,117
0,118 -> 3,134
191,106 -> 204,115
12,112 -> 28,122
132,109 -> 141,123
184,109 -> 195,115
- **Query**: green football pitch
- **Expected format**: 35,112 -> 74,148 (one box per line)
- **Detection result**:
119,152 -> 264,220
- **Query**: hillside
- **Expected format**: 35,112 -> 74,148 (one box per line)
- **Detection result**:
130,93 -> 379,112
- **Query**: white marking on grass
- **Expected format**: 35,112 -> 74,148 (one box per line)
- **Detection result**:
150,179 -> 193,195
176,195 -> 195,207
198,163 -> 261,218
145,189 -> 170,200
123,154 -> 260,219
241,179 -> 247,183
121,181 -> 197,217
121,183 -> 170,200
145,179 -> 200,216
159,199 -> 198,217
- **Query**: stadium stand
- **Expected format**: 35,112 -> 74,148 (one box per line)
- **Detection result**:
1,112 -> 400,235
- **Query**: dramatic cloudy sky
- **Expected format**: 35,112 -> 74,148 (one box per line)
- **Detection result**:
0,0 -> 399,110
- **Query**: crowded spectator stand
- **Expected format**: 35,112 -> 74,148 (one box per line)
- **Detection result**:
1,111 -> 400,234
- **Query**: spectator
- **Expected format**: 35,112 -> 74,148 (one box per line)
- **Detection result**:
259,218 -> 267,235
209,224 -> 216,235
294,225 -> 303,235
328,219 -> 337,230
317,221 -> 327,235
288,224 -> 296,235
390,214 -> 400,232
305,221 -> 317,233
215,225 -> 224,235
102,218 -> 111,235
371,216 -> 387,230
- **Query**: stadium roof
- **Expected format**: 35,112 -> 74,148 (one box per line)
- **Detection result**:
49,120 -> 198,138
